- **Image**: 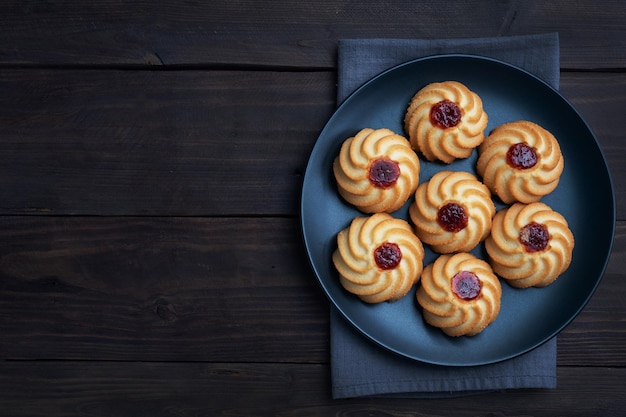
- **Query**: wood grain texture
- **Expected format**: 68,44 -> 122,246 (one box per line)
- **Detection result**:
1,216 -> 623,365
0,216 -> 329,362
1,1 -> 625,414
0,0 -> 624,69
0,361 -> 624,417
0,69 -> 334,216
0,69 -> 624,217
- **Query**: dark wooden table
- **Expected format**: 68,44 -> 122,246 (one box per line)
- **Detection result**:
0,1 -> 624,416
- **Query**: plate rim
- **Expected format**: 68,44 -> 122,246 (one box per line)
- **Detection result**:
300,53 -> 616,366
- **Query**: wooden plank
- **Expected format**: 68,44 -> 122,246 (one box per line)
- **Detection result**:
0,360 -> 624,417
557,274 -> 625,366
0,69 -> 624,217
0,216 -> 624,365
0,69 -> 335,216
556,208 -> 625,365
0,216 -> 330,362
0,1 -> 624,69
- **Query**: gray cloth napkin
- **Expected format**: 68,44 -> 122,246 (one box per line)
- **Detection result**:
332,33 -> 560,399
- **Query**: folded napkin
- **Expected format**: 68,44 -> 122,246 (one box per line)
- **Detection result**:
331,33 -> 560,399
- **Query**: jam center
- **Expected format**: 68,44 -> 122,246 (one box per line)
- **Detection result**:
437,202 -> 468,232
451,271 -> 482,301
519,222 -> 550,253
374,242 -> 402,270
368,158 -> 400,188
507,143 -> 538,170
430,100 -> 462,129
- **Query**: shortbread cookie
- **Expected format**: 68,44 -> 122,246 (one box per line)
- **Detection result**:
485,202 -> 574,288
333,128 -> 420,213
417,253 -> 502,336
477,120 -> 564,204
409,170 -> 495,253
332,213 -> 425,303
404,81 -> 488,163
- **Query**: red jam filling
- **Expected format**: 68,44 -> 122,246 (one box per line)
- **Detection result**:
430,100 -> 462,129
519,222 -> 550,253
451,271 -> 482,301
374,242 -> 402,270
506,143 -> 538,170
368,158 -> 400,188
437,202 -> 468,232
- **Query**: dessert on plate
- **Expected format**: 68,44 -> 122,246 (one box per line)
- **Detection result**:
404,81 -> 488,163
485,202 -> 575,288
409,170 -> 495,253
333,127 -> 420,213
332,213 -> 425,303
476,120 -> 564,204
416,252 -> 502,336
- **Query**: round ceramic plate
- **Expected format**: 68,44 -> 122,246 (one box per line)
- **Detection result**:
300,55 -> 615,366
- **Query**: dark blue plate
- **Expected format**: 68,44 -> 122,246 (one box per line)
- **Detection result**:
301,55 -> 615,366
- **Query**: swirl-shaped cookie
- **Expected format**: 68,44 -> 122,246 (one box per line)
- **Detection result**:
476,120 -> 564,204
409,170 -> 495,253
485,202 -> 574,288
417,253 -> 502,336
404,81 -> 488,163
333,128 -> 420,213
332,213 -> 425,303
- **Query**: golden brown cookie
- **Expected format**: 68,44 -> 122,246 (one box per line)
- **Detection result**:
417,253 -> 502,336
333,128 -> 420,213
404,81 -> 488,163
332,213 -> 425,303
485,202 -> 574,288
476,120 -> 564,204
409,170 -> 495,253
